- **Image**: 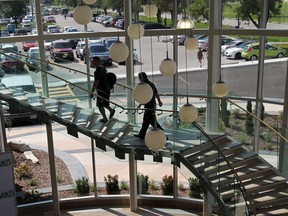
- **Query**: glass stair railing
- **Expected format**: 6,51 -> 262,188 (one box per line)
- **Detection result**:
1,50 -> 288,215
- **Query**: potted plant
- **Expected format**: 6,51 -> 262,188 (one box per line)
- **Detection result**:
188,177 -> 202,198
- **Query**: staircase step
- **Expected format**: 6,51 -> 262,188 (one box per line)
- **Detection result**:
186,141 -> 243,165
180,135 -> 229,156
255,203 -> 288,215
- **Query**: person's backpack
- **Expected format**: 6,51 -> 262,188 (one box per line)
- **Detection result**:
107,72 -> 117,91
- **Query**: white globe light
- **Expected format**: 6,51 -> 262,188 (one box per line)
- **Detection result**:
145,128 -> 166,150
177,17 -> 195,29
159,58 -> 176,76
179,103 -> 198,123
109,41 -> 129,62
127,23 -> 144,39
132,82 -> 153,104
83,0 -> 97,4
212,81 -> 228,98
73,5 -> 92,25
143,4 -> 157,17
184,37 -> 199,51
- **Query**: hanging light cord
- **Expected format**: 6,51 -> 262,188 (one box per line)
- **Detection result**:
165,13 -> 169,59
185,46 -> 189,104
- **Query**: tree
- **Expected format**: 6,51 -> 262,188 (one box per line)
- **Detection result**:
0,0 -> 29,27
235,0 -> 282,28
109,0 -> 123,17
188,0 -> 233,22
246,100 -> 254,136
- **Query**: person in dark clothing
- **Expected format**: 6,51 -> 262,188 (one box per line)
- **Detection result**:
197,47 -> 204,67
134,72 -> 166,140
90,56 -> 115,122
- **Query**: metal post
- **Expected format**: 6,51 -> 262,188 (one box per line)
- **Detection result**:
254,0 -> 268,153
0,109 -> 7,153
91,138 -> 97,196
84,24 -> 92,109
129,153 -> 137,211
46,122 -> 60,216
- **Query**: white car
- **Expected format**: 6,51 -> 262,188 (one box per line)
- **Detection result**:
225,42 -> 249,59
221,40 -> 246,55
64,27 -> 78,33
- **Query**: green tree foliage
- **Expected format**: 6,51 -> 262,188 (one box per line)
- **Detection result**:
246,100 -> 254,136
188,0 -> 232,22
109,0 -> 123,16
0,0 -> 29,27
220,99 -> 230,127
235,0 -> 282,28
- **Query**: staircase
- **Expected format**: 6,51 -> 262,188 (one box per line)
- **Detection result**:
1,86 -> 288,215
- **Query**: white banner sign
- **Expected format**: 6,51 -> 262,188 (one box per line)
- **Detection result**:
0,152 -> 17,216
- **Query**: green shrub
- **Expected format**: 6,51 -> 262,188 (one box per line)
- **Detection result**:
15,162 -> 33,180
149,178 -> 158,190
188,177 -> 202,198
29,178 -> 38,186
137,173 -> 149,194
104,174 -> 120,194
232,109 -> 241,119
160,175 -> 173,195
120,181 -> 129,190
22,189 -> 42,203
220,99 -> 230,127
74,176 -> 90,195
246,101 -> 254,136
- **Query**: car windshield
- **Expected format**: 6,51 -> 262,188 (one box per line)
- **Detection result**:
30,53 -> 40,58
90,46 -> 107,52
106,40 -> 117,48
54,43 -> 70,48
2,46 -> 18,53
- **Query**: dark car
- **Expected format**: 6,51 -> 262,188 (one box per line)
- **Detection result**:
13,29 -> 28,36
1,52 -> 24,72
68,38 -> 81,49
85,43 -> 112,66
143,23 -> 169,29
49,40 -> 74,62
1,30 -> 10,37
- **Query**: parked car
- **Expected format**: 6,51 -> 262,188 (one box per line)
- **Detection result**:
46,24 -> 58,33
45,16 -> 56,23
6,23 -> 16,33
0,43 -> 19,58
198,36 -> 235,51
24,15 -> 33,22
22,41 -> 37,52
13,29 -> 28,36
114,18 -> 124,29
110,17 -> 123,27
102,16 -> 113,27
68,38 -> 81,49
241,43 -> 287,61
1,30 -> 9,37
44,40 -> 53,50
22,18 -> 31,23
64,27 -> 78,33
85,43 -> 112,66
25,47 -> 47,71
49,28 -> 60,33
225,42 -> 250,59
102,37 -> 118,48
221,40 -> 246,54
75,41 -> 87,60
143,22 -> 169,29
21,22 -> 32,32
49,40 -> 74,62
1,52 -> 24,72
169,35 -> 206,45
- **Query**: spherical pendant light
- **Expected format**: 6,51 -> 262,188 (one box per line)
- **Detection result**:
212,81 -> 228,98
179,103 -> 198,123
83,0 -> 97,4
143,4 -> 157,17
109,41 -> 129,62
132,82 -> 153,104
145,128 -> 166,150
127,23 -> 144,39
184,37 -> 199,51
177,17 -> 195,29
73,5 -> 92,25
159,58 -> 176,76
